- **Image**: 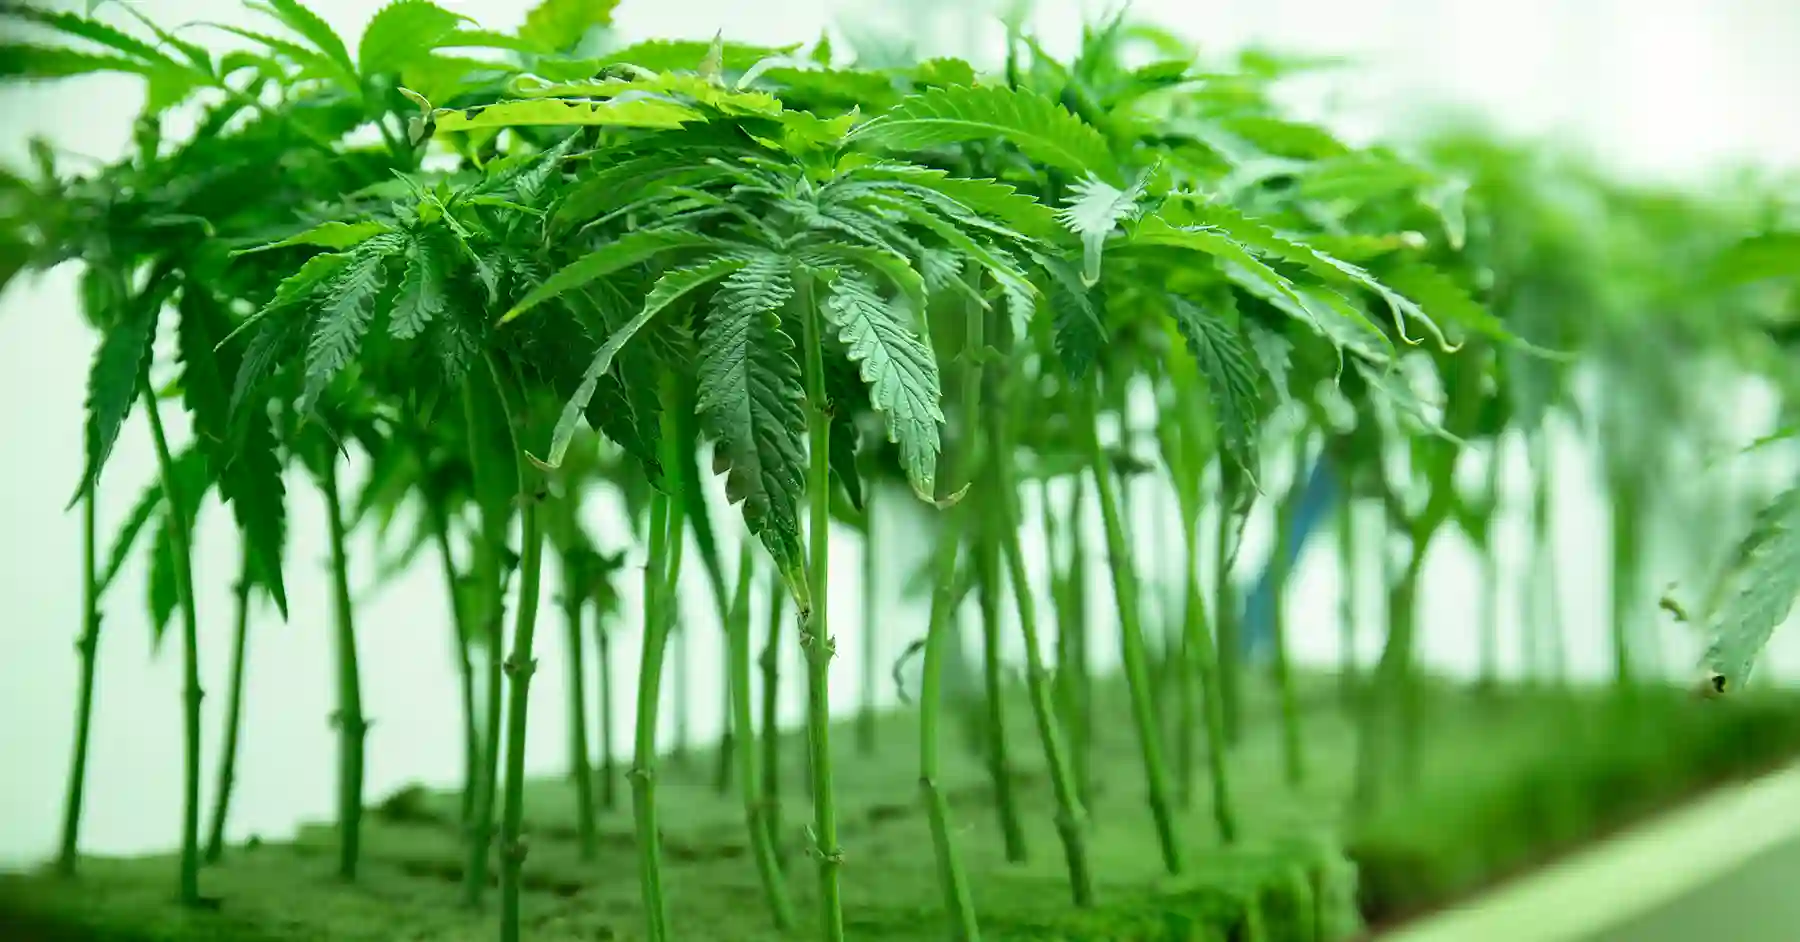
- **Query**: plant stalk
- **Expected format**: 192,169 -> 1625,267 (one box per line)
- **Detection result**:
320,455 -> 368,882
562,554 -> 598,861
632,492 -> 675,942
595,609 -> 616,811
1271,439 -> 1308,787
730,543 -> 796,928
1215,456 -> 1243,746
429,506 -> 482,834
203,564 -> 254,863
1181,504 -> 1237,842
993,397 -> 1093,905
858,487 -> 879,755
797,273 -> 847,942
489,358 -> 547,942
56,487 -> 102,877
761,570 -> 786,844
141,385 -> 204,907
1085,395 -> 1183,874
975,523 -> 1028,861
921,512 -> 982,941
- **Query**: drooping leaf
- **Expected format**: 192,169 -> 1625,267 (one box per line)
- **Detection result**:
74,273 -> 172,505
235,221 -> 395,256
538,256 -> 746,469
1057,172 -> 1146,285
517,0 -> 620,54
0,43 -> 147,79
503,229 -> 728,323
850,83 -> 1117,179
1701,483 -> 1800,694
149,513 -> 178,645
821,271 -> 942,499
1169,293 -> 1267,470
427,97 -> 703,136
301,238 -> 401,414
695,253 -> 807,573
357,0 -> 465,77
1039,251 -> 1105,380
1128,214 -> 1302,308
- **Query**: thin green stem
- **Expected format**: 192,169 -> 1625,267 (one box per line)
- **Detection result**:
203,563 -> 254,863
595,609 -> 616,811
993,406 -> 1093,906
1060,477 -> 1093,810
562,554 -> 598,861
731,544 -> 796,928
429,506 -> 482,835
1181,509 -> 1237,843
141,384 -> 204,907
760,570 -> 786,845
490,357 -> 546,942
1085,396 -> 1183,875
1215,456 -> 1243,746
1271,439 -> 1308,787
858,487 -> 879,755
797,273 -> 846,942
921,512 -> 982,942
1610,476 -> 1641,687
56,487 -> 102,877
632,492 -> 675,942
462,377 -> 505,908
1336,482 -> 1360,703
320,454 -> 368,882
975,526 -> 1027,861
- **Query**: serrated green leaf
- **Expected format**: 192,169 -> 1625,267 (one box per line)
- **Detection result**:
301,239 -> 400,414
75,274 -> 170,505
539,256 -> 746,469
4,6 -> 177,67
1057,173 -> 1146,285
1379,262 -> 1507,342
1129,213 -> 1303,307
1038,251 -> 1105,380
518,0 -> 619,53
357,0 -> 466,77
235,221 -> 394,256
249,0 -> 357,83
511,73 -> 783,117
696,253 -> 806,572
180,288 -> 289,616
503,228 -> 726,323
595,38 -> 797,74
848,163 -> 1061,243
0,43 -> 147,79
822,271 -> 942,497
1170,294 -> 1267,470
1702,483 -> 1800,693
428,97 -> 702,136
391,228 -> 450,339
850,83 -> 1117,179
149,512 -> 178,645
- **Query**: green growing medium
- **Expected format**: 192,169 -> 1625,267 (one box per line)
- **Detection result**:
6,1 -> 1800,942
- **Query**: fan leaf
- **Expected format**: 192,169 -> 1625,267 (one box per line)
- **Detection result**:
850,83 -> 1117,179
696,253 -> 807,573
822,271 -> 943,498
538,256 -> 746,469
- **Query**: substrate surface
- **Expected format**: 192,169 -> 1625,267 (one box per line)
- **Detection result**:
5,675 -> 1797,941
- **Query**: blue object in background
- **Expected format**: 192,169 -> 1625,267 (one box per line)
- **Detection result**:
1240,454 -> 1338,663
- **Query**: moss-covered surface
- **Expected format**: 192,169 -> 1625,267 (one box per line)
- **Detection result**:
5,676 -> 1799,941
